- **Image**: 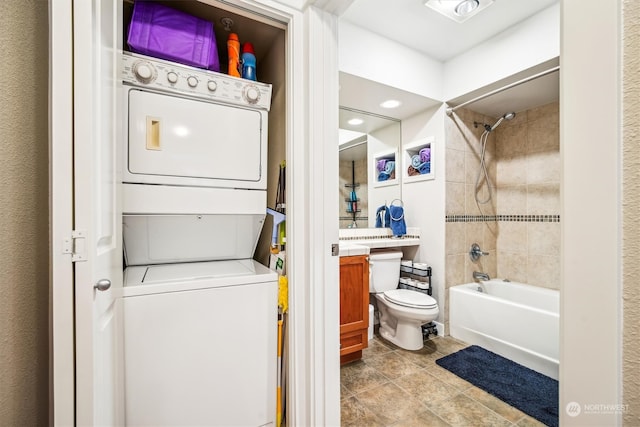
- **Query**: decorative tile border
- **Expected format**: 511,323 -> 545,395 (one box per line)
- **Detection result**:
446,214 -> 560,223
339,234 -> 421,241
338,227 -> 421,241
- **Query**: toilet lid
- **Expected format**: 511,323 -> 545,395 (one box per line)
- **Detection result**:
384,289 -> 438,309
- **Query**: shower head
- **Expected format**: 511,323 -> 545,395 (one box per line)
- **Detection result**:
490,112 -> 516,131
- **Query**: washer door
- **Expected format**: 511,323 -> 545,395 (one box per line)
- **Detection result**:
127,89 -> 265,186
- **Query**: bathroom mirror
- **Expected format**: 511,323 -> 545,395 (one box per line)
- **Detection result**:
339,107 -> 401,229
338,71 -> 441,229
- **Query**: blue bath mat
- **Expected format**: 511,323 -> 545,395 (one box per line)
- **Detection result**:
436,345 -> 558,427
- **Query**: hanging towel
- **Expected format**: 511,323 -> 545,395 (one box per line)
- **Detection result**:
408,165 -> 421,176
389,204 -> 406,237
419,147 -> 431,163
376,159 -> 387,172
419,162 -> 431,175
375,205 -> 391,228
411,154 -> 424,169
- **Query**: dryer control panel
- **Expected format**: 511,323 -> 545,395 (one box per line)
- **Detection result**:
121,52 -> 272,111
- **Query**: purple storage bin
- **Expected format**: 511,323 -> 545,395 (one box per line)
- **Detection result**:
128,1 -> 220,72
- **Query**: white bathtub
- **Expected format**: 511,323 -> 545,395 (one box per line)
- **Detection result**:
449,280 -> 559,380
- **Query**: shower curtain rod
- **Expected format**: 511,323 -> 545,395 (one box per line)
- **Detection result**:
445,66 -> 560,116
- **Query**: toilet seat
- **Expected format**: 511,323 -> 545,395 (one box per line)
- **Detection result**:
383,289 -> 437,309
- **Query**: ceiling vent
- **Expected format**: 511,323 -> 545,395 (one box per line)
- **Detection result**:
423,0 -> 495,23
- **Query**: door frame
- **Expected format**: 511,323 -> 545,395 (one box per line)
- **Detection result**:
294,6 -> 341,425
559,0 -> 622,424
49,0 -> 75,425
50,0 -> 343,425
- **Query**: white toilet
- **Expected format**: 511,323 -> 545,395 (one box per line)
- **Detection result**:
370,251 -> 439,350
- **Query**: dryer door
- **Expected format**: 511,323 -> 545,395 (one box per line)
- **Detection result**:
126,89 -> 266,188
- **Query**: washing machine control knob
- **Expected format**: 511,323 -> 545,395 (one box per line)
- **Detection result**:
122,55 -> 270,108
244,85 -> 260,104
133,61 -> 156,84
166,71 -> 178,84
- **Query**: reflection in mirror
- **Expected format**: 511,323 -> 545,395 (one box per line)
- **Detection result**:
339,107 -> 401,229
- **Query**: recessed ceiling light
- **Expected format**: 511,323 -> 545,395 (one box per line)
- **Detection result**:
348,118 -> 364,126
380,99 -> 401,109
454,0 -> 479,16
424,0 -> 494,23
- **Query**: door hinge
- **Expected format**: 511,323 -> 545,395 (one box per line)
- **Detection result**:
331,243 -> 340,256
62,229 -> 87,262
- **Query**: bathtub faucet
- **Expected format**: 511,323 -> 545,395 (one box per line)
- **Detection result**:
469,243 -> 489,262
473,271 -> 490,281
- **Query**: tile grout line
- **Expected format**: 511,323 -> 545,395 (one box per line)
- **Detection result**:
460,387 -> 527,426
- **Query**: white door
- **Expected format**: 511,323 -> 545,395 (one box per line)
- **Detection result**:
73,0 -> 123,425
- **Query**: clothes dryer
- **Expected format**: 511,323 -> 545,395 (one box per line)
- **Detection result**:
121,52 -> 271,191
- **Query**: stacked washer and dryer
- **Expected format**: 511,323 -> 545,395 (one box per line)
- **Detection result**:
119,52 -> 277,426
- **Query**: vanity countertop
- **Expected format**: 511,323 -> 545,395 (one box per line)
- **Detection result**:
338,242 -> 370,257
338,227 -> 421,250
339,236 -> 420,249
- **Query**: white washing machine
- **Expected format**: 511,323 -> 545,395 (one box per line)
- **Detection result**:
122,260 -> 277,426
119,52 -> 278,426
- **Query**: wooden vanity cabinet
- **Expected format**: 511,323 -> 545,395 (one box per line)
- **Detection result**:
339,255 -> 370,365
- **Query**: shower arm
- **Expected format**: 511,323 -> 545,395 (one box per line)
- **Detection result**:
445,66 -> 560,116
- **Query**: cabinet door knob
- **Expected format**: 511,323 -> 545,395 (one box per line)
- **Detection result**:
94,279 -> 111,291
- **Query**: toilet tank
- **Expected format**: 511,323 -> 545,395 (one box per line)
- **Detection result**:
369,251 -> 402,293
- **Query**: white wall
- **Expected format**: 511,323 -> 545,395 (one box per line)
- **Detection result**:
443,3 -> 560,101
400,105 -> 447,327
338,21 -> 443,101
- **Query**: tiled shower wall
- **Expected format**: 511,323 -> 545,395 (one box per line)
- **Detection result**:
444,108 -> 499,329
444,102 -> 560,328
339,158 -> 368,229
494,102 -> 560,289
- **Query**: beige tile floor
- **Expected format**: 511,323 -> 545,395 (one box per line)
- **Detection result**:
341,334 -> 548,427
